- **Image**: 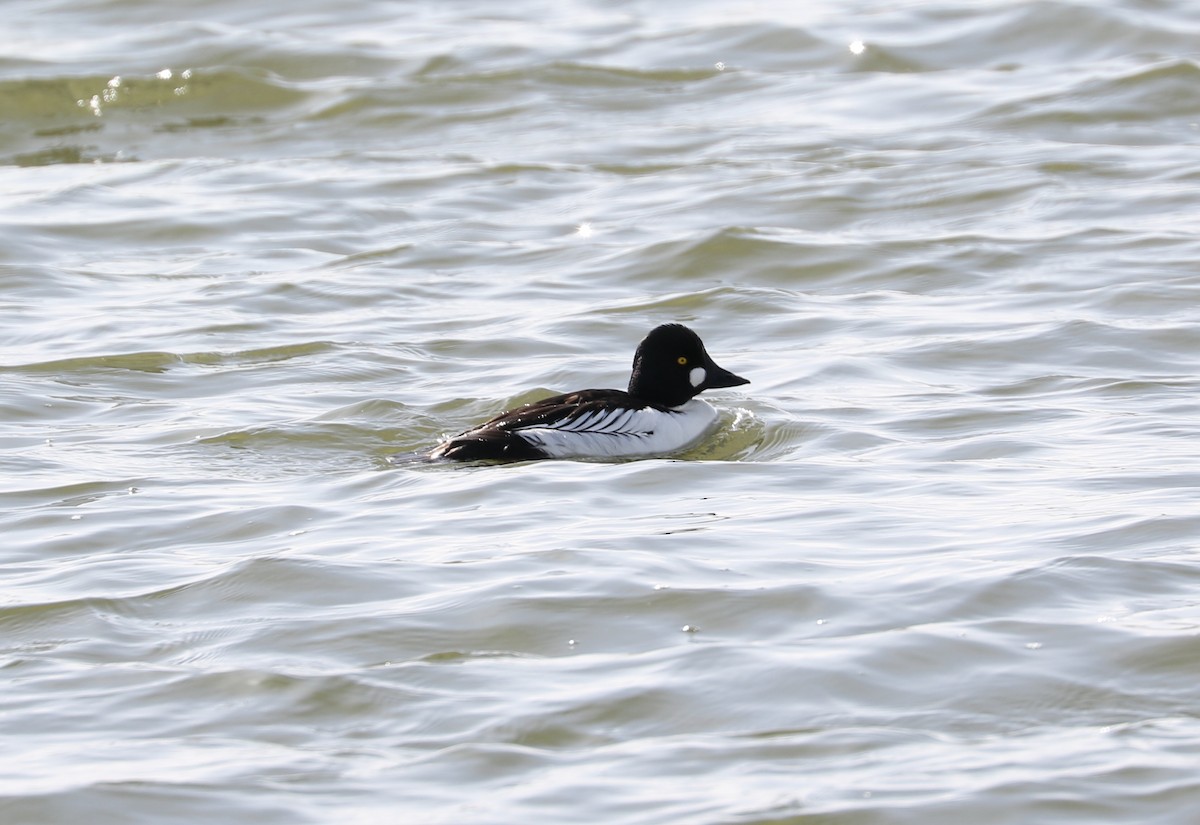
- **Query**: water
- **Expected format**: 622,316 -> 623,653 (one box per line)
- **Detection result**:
3,1 -> 1200,822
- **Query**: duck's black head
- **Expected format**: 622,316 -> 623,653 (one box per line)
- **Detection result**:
626,323 -> 749,408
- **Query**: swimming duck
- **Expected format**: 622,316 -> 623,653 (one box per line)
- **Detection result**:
429,323 -> 748,461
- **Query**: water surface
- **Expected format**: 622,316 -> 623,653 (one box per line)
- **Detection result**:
3,1 -> 1199,823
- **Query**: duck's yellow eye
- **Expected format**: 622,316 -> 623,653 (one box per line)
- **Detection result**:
677,356 -> 688,365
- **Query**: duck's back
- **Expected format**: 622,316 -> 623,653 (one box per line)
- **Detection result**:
430,390 -> 717,461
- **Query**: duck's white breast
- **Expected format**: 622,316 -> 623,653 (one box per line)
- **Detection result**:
516,399 -> 719,459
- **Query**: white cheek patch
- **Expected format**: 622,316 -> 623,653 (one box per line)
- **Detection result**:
689,366 -> 706,387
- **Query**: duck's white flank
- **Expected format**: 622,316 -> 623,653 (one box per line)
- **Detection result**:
514,399 -> 719,459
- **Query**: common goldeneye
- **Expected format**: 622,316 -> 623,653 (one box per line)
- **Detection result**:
429,323 -> 748,461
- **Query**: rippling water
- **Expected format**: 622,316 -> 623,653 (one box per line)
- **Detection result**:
4,1 -> 1200,822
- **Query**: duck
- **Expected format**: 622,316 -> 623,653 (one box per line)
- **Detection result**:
428,323 -> 748,461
